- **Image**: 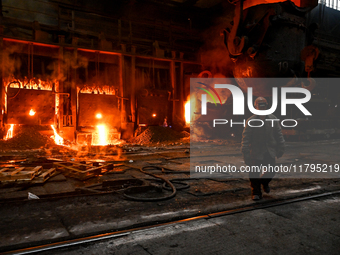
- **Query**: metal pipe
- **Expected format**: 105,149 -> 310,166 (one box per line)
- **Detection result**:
52,83 -> 70,97
2,38 -> 199,65
116,95 -> 129,100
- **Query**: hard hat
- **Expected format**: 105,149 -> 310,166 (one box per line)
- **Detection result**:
254,97 -> 268,109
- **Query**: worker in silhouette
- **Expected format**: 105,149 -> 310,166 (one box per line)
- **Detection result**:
241,97 -> 285,201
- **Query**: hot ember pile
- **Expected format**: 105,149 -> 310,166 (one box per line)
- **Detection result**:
131,126 -> 189,145
0,125 -> 56,151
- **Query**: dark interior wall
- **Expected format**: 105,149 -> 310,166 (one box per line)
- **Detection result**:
0,0 -> 219,60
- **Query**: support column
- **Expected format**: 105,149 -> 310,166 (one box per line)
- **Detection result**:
179,61 -> 184,123
170,60 -> 176,125
119,54 -> 125,131
57,35 -> 64,130
0,26 -> 3,133
71,48 -> 77,130
58,35 -> 76,142
131,47 -> 136,123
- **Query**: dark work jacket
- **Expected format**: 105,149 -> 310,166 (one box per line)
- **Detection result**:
241,114 -> 285,160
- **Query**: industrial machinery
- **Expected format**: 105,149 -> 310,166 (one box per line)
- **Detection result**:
220,0 -> 340,139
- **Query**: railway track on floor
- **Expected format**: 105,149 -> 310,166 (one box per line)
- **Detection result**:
3,189 -> 340,255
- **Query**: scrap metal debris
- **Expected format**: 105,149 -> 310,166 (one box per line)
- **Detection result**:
0,125 -> 55,150
131,126 -> 189,144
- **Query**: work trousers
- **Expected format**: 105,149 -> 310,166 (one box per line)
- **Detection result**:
249,152 -> 276,196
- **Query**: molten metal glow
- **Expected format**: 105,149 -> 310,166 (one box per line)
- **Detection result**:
95,125 -> 108,146
96,113 -> 103,119
89,125 -> 124,146
185,100 -> 190,125
152,113 -> 156,117
5,124 -> 14,140
51,125 -> 64,145
29,109 -> 36,116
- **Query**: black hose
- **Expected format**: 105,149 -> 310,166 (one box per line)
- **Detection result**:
123,165 -> 177,201
122,165 -> 192,202
162,180 -> 190,191
142,165 -> 190,174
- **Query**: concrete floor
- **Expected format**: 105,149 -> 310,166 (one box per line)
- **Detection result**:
44,193 -> 340,255
0,139 -> 339,253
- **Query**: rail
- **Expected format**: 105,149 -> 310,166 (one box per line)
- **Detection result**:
3,189 -> 340,255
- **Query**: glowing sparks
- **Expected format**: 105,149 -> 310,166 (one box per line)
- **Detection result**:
96,113 -> 103,119
185,100 -> 190,125
51,125 -> 64,145
152,113 -> 156,117
29,109 -> 36,116
5,124 -> 14,140
95,125 -> 108,146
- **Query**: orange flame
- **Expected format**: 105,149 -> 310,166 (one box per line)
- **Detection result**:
78,85 -> 116,95
96,113 -> 103,119
7,79 -> 53,90
29,109 -> 36,116
51,125 -> 64,145
5,124 -> 14,140
94,125 -> 108,146
89,125 -> 124,146
185,100 -> 190,125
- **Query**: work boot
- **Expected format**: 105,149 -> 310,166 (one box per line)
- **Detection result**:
263,184 -> 270,194
252,194 -> 262,201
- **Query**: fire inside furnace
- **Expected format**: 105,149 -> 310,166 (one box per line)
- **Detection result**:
94,125 -> 108,146
5,124 -> 14,140
7,79 -> 53,91
185,100 -> 190,125
29,109 -> 36,116
51,125 -> 64,145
